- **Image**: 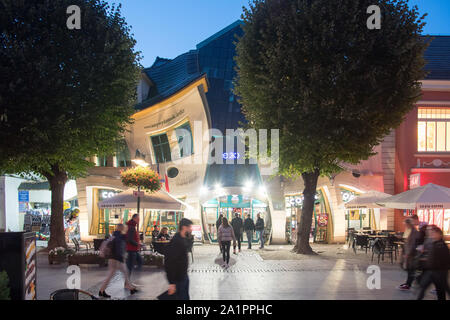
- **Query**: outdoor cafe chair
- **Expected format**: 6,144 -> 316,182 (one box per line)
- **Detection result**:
371,238 -> 395,264
353,234 -> 370,254
50,289 -> 98,300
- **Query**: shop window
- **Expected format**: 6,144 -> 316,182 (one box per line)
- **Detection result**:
417,108 -> 450,152
175,122 -> 193,158
151,133 -> 172,163
116,140 -> 131,167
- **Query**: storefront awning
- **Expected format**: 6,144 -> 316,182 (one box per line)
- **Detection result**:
376,183 -> 450,210
344,190 -> 392,209
98,188 -> 187,211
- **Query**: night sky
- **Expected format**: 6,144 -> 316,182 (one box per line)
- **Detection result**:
105,0 -> 450,67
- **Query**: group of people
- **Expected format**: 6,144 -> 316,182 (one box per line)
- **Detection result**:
398,214 -> 450,300
98,213 -> 194,300
216,212 -> 265,268
99,214 -> 142,298
151,225 -> 171,241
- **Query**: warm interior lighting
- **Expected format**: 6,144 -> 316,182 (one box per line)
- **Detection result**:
132,159 -> 149,167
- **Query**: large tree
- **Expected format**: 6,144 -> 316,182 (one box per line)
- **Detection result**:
234,0 -> 428,254
0,0 -> 141,249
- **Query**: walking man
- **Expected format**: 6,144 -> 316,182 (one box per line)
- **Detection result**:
99,224 -> 138,298
417,225 -> 450,300
255,213 -> 265,249
126,214 -> 143,276
231,212 -> 243,254
398,216 -> 421,291
244,214 -> 255,249
165,218 -> 193,300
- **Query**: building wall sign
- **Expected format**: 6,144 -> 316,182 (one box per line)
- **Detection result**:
409,173 -> 421,189
340,189 -> 357,203
222,152 -> 240,160
98,189 -> 121,200
144,109 -> 185,129
18,191 -> 29,202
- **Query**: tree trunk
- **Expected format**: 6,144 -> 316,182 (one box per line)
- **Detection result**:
44,166 -> 68,250
293,169 -> 320,255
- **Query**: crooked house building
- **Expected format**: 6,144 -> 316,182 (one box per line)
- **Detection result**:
74,22 -> 450,244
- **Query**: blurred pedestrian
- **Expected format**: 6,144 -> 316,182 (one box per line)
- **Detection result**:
99,224 -> 137,298
165,218 -> 193,300
216,213 -> 223,253
398,217 -> 421,291
218,217 -> 236,268
398,218 -> 421,291
417,225 -> 450,300
255,213 -> 265,249
126,214 -> 143,276
244,214 -> 255,249
231,212 -> 243,254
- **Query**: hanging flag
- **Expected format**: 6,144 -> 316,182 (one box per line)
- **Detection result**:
164,173 -> 170,192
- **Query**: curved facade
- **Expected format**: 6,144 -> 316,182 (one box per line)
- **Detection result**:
75,24 -> 450,243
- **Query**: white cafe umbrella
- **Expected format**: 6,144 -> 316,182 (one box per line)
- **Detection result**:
98,188 -> 187,211
344,190 -> 392,209
376,183 -> 450,210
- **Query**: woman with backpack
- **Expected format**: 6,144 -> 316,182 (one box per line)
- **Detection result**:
99,224 -> 138,298
218,217 -> 236,268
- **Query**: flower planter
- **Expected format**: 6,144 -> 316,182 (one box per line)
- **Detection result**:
68,253 -> 107,267
143,253 -> 164,268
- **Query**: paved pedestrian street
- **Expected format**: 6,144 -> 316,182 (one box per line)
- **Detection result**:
36,244 -> 443,300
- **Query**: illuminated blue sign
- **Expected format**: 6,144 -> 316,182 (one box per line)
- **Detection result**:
222,152 -> 240,160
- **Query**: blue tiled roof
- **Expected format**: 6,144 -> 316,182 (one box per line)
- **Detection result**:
135,50 -> 204,111
196,20 -> 243,50
423,36 -> 450,80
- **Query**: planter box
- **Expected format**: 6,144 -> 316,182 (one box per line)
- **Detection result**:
68,254 -> 107,267
143,254 -> 164,268
48,254 -> 67,265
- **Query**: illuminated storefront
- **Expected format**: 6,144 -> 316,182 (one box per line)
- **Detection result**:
284,189 -> 331,244
202,195 -> 268,243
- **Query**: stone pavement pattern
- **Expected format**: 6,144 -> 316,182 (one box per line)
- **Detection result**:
37,244 -> 443,300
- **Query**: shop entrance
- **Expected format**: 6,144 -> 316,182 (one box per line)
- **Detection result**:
202,195 -> 268,243
285,189 -> 330,244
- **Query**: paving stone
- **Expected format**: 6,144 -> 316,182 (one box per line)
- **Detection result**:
36,245 -> 445,300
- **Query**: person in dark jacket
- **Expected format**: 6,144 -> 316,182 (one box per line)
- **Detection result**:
99,224 -> 137,298
231,213 -> 243,254
216,214 -> 223,253
417,225 -> 450,300
152,225 -> 160,239
126,214 -> 142,276
165,218 -> 193,300
244,214 -> 255,249
398,217 -> 421,291
255,213 -> 265,249
218,217 -> 236,267
157,227 -> 171,241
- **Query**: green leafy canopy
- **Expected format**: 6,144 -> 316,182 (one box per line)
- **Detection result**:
0,0 -> 142,179
234,0 -> 428,178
